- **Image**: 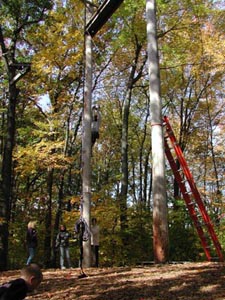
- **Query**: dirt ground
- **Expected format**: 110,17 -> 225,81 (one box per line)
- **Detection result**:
1,262 -> 225,300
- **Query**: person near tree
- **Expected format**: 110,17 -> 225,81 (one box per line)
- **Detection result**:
26,221 -> 38,265
91,218 -> 100,267
0,263 -> 43,300
55,224 -> 72,269
91,105 -> 101,147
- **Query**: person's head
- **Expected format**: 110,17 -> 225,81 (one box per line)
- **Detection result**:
60,224 -> 66,231
21,264 -> 43,291
27,221 -> 36,229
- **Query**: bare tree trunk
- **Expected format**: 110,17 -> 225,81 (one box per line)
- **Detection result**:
120,41 -> 143,230
205,98 -> 222,217
139,99 -> 150,204
146,0 -> 169,263
0,1 -> 52,270
144,144 -> 152,208
120,89 -> 130,229
52,172 -> 65,268
82,2 -> 93,268
44,169 -> 53,267
0,83 -> 17,270
0,25 -> 28,270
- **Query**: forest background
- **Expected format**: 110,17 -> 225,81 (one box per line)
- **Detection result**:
0,0 -> 224,270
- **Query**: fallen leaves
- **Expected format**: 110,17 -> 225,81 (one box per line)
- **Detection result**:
1,262 -> 225,300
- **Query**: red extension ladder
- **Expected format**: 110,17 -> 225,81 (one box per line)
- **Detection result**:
163,115 -> 223,262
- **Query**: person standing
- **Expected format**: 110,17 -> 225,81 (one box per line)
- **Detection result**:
91,105 -> 101,147
26,221 -> 38,265
55,224 -> 72,269
91,218 -> 100,267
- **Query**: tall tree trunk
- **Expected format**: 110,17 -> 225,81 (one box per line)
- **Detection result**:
0,83 -> 18,270
44,168 -> 53,267
139,98 -> 150,204
146,0 -> 169,263
82,1 -> 93,268
120,40 -> 143,230
0,25 -> 22,270
120,89 -> 130,230
52,172 -> 65,268
144,144 -> 152,209
205,98 -> 222,216
0,1 -> 52,270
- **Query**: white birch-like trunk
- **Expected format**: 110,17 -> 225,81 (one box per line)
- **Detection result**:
82,3 -> 93,268
146,0 -> 169,263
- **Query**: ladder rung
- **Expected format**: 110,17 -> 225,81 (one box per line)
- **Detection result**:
184,191 -> 192,195
174,168 -> 182,173
166,145 -> 174,151
196,214 -> 203,218
187,202 -> 195,206
181,179 -> 187,183
205,245 -> 212,249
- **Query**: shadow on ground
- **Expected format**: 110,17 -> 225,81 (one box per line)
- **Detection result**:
1,262 -> 225,300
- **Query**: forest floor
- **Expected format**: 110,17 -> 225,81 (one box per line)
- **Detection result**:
1,262 -> 225,300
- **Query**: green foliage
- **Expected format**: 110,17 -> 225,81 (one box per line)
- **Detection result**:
8,220 -> 27,268
89,198 -> 153,266
168,207 -> 203,261
125,208 -> 153,264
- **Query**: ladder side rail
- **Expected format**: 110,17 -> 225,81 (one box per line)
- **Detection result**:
164,117 -> 212,221
164,118 -> 217,227
163,116 -> 224,261
172,141 -> 224,261
165,123 -> 223,260
164,140 -> 212,261
189,185 -> 224,260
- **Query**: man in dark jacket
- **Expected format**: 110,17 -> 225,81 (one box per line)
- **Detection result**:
0,264 -> 43,300
55,224 -> 72,269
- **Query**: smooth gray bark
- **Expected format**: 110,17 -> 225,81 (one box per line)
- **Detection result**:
82,3 -> 93,268
146,0 -> 169,263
